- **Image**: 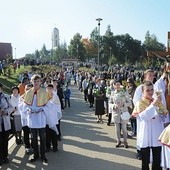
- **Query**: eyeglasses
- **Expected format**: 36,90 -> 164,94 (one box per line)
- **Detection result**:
127,82 -> 131,83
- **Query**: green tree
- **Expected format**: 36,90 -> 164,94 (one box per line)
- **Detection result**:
24,53 -> 35,59
89,28 -> 98,63
102,25 -> 115,64
105,25 -> 113,38
40,44 -> 49,59
68,33 -> 86,61
82,38 -> 97,62
108,54 -> 117,66
113,34 -> 142,64
143,31 -> 166,51
52,42 -> 68,64
35,50 -> 40,59
142,31 -> 166,67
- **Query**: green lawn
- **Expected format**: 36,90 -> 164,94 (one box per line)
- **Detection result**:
0,65 -> 61,94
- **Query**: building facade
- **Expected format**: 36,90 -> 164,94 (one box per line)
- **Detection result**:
0,42 -> 12,61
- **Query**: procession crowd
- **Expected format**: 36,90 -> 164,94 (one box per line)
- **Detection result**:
0,66 -> 170,170
76,67 -> 170,170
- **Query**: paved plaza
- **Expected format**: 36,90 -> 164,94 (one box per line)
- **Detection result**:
1,84 -> 141,170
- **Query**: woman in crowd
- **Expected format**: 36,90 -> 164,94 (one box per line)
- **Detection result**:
106,79 -> 115,126
126,77 -> 137,137
109,79 -> 132,148
0,83 -> 13,166
87,76 -> 95,108
93,78 -> 106,123
9,86 -> 22,145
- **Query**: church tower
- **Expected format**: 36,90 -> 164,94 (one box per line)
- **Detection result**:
52,27 -> 59,49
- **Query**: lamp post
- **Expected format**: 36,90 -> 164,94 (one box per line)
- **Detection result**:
125,50 -> 129,65
77,44 -> 79,58
15,48 -> 16,59
110,47 -> 112,58
96,18 -> 102,72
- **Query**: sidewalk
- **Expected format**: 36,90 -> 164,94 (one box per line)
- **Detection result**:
1,84 -> 141,170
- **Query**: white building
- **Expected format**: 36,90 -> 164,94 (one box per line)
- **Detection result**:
52,27 -> 59,49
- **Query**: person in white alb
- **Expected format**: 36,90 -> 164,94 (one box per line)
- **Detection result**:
133,69 -> 169,159
159,124 -> 170,169
132,81 -> 168,170
19,75 -> 51,163
45,84 -> 62,152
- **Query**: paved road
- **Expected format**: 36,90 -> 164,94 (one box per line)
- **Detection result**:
2,84 -> 141,170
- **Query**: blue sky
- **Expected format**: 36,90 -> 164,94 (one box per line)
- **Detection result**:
1,0 -> 170,58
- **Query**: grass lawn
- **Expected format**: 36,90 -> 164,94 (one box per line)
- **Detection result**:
0,65 -> 61,94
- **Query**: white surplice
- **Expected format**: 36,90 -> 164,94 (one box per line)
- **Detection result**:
137,104 -> 164,148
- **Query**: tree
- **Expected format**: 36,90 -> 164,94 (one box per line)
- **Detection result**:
101,25 -> 115,64
113,34 -> 142,64
105,25 -> 113,38
35,50 -> 40,59
52,42 -> 68,64
82,38 -> 97,62
142,31 -> 166,66
24,53 -> 35,59
68,33 -> 86,61
143,31 -> 166,51
40,44 -> 49,59
89,28 -> 98,63
108,54 -> 117,66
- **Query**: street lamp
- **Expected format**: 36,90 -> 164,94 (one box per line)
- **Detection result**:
15,48 -> 16,59
96,18 -> 102,72
110,47 -> 112,58
77,44 -> 79,58
125,50 -> 129,64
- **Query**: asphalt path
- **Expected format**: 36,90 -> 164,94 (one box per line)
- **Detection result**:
2,84 -> 141,170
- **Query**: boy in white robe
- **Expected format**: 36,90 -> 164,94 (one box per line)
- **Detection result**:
19,75 -> 51,163
133,69 -> 169,160
45,84 -> 62,152
132,81 -> 168,170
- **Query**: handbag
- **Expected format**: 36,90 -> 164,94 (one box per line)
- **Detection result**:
121,111 -> 131,120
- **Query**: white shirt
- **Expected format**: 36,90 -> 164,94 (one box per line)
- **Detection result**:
133,76 -> 167,107
9,95 -> 20,116
82,79 -> 88,90
137,104 -> 164,148
19,95 -> 46,128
